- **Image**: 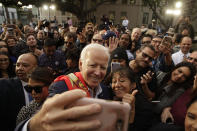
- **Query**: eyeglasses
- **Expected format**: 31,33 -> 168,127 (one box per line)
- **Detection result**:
187,57 -> 197,63
24,85 -> 44,93
0,58 -> 9,62
93,39 -> 103,43
142,52 -> 154,61
152,40 -> 162,44
142,41 -> 151,45
64,41 -> 73,45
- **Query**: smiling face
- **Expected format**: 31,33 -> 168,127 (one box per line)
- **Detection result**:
112,72 -> 136,99
151,37 -> 162,53
180,37 -> 192,54
119,34 -> 130,48
26,35 -> 37,47
7,38 -> 16,47
0,54 -> 9,70
185,101 -> 197,131
135,47 -> 155,69
79,49 -> 109,89
15,54 -> 37,82
171,66 -> 191,84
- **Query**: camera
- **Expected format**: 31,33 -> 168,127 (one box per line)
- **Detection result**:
7,28 -> 14,36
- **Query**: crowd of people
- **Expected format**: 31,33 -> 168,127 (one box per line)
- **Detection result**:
0,14 -> 197,131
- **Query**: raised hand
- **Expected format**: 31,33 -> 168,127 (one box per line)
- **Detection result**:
108,37 -> 119,53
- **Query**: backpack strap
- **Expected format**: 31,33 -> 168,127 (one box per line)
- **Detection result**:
67,73 -> 90,97
54,73 -> 90,97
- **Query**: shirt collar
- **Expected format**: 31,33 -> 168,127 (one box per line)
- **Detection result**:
179,50 -> 190,56
88,85 -> 102,98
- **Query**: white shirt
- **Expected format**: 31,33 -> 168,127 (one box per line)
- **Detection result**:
122,19 -> 129,27
172,50 -> 190,65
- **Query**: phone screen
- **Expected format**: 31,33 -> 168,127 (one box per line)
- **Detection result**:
111,62 -> 121,72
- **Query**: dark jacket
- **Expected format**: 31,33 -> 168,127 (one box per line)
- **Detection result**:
0,77 -> 26,131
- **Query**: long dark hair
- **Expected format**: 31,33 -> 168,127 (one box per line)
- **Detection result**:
161,62 -> 196,89
111,67 -> 137,83
29,67 -> 54,86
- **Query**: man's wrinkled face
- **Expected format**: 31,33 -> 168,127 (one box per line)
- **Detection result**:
15,54 -> 37,82
135,47 -> 155,69
119,34 -> 130,48
79,49 -> 109,89
180,37 -> 192,54
131,29 -> 141,41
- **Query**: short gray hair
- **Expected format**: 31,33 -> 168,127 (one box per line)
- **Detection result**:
80,43 -> 110,63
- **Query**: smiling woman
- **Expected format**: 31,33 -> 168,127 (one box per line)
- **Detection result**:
111,67 -> 138,125
0,52 -> 15,79
16,67 -> 54,125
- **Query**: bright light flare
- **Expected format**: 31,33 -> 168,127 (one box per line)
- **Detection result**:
50,5 -> 55,10
175,1 -> 182,8
43,5 -> 48,10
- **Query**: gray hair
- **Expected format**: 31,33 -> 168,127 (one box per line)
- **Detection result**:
131,28 -> 141,35
80,43 -> 110,63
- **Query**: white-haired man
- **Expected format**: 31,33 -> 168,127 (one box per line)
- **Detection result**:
15,44 -> 113,131
131,28 -> 142,52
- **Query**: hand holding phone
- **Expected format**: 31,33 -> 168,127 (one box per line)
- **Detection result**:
70,97 -> 131,131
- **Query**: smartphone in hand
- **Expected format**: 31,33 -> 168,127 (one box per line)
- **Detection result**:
111,62 -> 121,72
70,97 -> 131,131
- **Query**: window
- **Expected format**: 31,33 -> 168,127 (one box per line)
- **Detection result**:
11,12 -> 15,20
142,12 -> 149,24
129,0 -> 136,4
121,12 -> 127,18
122,0 -> 127,4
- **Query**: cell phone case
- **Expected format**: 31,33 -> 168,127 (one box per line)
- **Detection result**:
70,97 -> 131,131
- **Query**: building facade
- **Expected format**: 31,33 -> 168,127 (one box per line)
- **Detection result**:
93,0 -> 153,29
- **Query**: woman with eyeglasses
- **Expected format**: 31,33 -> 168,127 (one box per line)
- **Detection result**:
16,67 -> 54,125
0,52 -> 15,79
